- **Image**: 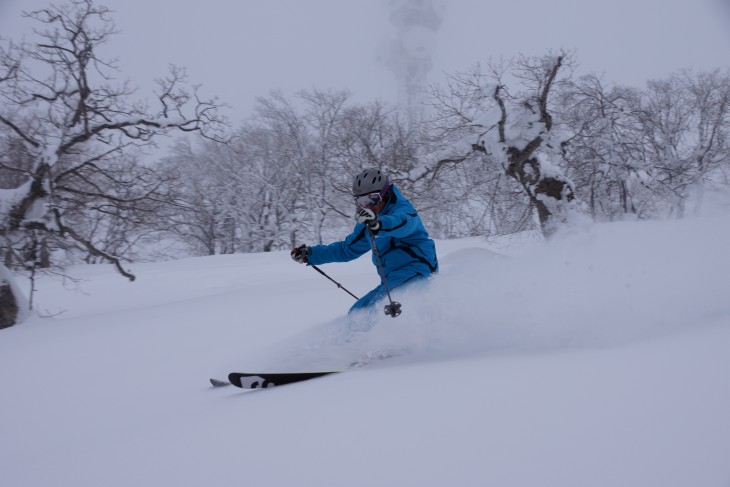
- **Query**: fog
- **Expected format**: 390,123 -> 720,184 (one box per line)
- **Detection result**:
1,0 -> 729,121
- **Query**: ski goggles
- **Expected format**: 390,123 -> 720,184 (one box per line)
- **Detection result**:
354,185 -> 389,209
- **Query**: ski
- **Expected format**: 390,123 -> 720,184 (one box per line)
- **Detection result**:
227,371 -> 340,389
210,378 -> 231,387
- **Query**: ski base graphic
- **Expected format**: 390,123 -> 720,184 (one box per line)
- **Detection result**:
227,371 -> 340,389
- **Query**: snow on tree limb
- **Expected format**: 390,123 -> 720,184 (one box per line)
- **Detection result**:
0,0 -> 227,325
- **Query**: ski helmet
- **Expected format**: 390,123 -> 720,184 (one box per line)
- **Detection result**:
352,168 -> 389,196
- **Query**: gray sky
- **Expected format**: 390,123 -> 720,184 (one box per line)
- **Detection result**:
1,0 -> 729,122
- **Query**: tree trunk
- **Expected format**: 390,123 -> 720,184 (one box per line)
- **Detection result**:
505,154 -> 575,236
0,264 -> 29,328
0,275 -> 19,329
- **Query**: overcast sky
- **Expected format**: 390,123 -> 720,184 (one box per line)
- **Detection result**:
1,0 -> 729,122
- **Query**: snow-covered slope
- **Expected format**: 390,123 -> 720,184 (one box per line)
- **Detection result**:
1,215 -> 729,487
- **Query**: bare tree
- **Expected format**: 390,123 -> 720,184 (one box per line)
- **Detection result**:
155,91 -> 428,255
159,119 -> 305,255
632,70 -> 730,216
155,139 -> 236,255
261,89 -> 351,245
558,75 -> 649,220
560,69 -> 730,221
425,52 -> 579,237
0,0 -> 226,326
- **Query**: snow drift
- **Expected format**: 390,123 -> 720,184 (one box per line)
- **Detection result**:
1,214 -> 729,487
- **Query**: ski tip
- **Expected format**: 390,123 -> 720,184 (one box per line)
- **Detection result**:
210,378 -> 231,387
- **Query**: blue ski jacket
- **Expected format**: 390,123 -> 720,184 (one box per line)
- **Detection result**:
307,185 -> 438,311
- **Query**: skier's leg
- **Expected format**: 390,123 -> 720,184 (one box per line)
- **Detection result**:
347,269 -> 427,315
387,270 -> 428,292
348,284 -> 386,314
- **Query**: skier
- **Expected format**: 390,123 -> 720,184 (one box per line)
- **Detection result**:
291,167 -> 438,315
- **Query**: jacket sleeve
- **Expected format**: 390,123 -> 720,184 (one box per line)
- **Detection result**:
307,225 -> 371,265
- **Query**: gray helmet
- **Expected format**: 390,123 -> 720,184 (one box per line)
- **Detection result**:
352,168 -> 389,196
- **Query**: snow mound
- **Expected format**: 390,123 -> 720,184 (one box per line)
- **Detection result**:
249,215 -> 730,371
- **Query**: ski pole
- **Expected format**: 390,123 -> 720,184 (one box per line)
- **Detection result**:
366,227 -> 402,317
310,264 -> 359,300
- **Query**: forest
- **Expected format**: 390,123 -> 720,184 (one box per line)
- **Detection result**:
1,0 -> 729,326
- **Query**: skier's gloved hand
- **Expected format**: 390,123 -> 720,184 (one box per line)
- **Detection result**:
291,244 -> 310,264
356,208 -> 381,232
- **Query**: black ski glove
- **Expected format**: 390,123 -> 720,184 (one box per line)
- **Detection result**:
291,244 -> 310,264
